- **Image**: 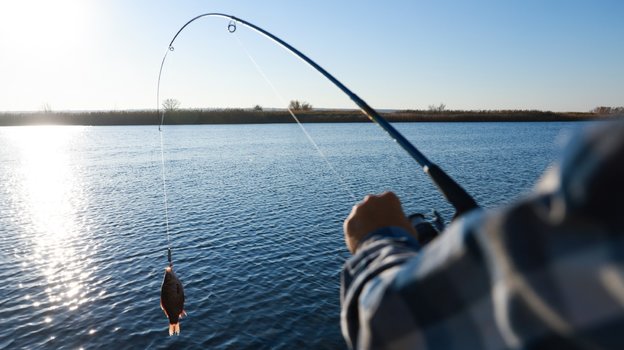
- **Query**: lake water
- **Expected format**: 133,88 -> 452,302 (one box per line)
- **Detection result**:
0,122 -> 589,349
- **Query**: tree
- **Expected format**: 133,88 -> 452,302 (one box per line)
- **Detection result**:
253,104 -> 263,111
162,98 -> 181,111
428,103 -> 446,113
41,103 -> 52,113
289,100 -> 301,110
289,100 -> 312,111
591,106 -> 624,114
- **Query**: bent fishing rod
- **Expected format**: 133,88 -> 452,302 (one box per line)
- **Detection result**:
158,13 -> 479,218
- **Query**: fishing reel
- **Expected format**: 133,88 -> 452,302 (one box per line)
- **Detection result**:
408,210 -> 446,246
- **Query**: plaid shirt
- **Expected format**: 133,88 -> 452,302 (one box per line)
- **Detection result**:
341,121 -> 624,349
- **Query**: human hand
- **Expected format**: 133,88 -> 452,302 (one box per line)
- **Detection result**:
343,191 -> 416,254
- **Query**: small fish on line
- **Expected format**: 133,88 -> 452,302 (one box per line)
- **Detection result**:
160,266 -> 186,335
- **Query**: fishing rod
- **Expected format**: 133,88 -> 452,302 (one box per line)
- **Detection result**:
158,13 -> 479,218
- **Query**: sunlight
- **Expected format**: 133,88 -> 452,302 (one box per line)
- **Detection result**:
13,126 -> 78,239
1,0 -> 91,53
8,126 -> 95,313
0,0 -> 97,111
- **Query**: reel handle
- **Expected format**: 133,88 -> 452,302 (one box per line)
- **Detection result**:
408,210 -> 446,246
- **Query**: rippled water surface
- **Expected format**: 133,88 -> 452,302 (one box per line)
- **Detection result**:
0,122 -> 589,349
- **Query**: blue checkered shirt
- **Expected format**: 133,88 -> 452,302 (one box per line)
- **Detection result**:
341,121 -> 624,349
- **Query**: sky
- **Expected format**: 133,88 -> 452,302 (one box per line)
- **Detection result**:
0,0 -> 622,112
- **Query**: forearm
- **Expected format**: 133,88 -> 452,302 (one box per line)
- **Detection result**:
341,227 -> 421,348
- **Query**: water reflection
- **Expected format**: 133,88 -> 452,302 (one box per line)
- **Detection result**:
8,126 -> 96,319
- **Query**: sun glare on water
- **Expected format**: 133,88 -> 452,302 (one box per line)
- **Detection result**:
12,126 -> 80,239
8,126 -> 99,323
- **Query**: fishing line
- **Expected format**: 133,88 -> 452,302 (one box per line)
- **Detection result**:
232,31 -> 358,202
159,129 -> 172,265
157,47 -> 174,265
159,13 -> 478,222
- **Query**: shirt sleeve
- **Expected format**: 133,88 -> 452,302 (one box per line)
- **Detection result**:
341,211 -> 505,349
340,226 -> 421,349
340,121 -> 624,350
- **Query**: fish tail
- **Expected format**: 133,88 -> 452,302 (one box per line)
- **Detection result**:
169,323 -> 180,336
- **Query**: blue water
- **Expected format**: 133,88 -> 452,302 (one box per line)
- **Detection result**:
0,122 -> 588,349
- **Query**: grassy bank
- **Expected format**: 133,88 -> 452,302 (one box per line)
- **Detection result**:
0,109 -> 619,126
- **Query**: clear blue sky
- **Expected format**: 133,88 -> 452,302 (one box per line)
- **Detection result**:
0,0 -> 622,112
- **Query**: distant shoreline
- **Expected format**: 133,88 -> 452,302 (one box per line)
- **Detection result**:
0,109 -> 620,126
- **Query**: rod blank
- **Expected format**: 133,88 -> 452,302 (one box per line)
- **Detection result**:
161,13 -> 480,217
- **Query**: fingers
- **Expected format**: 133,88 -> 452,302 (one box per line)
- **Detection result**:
343,191 -> 413,254
352,192 -> 399,212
